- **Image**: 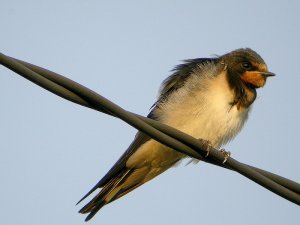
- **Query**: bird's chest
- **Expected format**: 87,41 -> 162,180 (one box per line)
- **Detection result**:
160,74 -> 250,147
179,100 -> 248,147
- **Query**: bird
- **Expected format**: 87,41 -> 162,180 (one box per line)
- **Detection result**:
77,48 -> 275,221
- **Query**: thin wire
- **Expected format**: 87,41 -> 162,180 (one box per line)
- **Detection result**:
1,52 -> 300,205
5,55 -> 300,195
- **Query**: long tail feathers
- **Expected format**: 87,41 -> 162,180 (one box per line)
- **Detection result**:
78,168 -> 144,221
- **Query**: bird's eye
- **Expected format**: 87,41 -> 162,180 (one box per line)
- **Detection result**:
242,62 -> 252,70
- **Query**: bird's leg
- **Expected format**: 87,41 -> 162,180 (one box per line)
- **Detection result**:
219,149 -> 231,164
197,139 -> 212,158
197,139 -> 231,164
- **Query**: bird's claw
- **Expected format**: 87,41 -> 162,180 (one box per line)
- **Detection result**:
198,139 -> 212,158
220,149 -> 231,164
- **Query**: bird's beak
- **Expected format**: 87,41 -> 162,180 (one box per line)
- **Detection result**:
241,71 -> 275,88
261,71 -> 276,77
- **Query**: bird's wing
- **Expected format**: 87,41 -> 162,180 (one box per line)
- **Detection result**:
87,59 -> 213,192
77,57 -> 217,220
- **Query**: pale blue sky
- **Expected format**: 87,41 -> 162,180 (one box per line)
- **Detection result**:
1,1 -> 300,225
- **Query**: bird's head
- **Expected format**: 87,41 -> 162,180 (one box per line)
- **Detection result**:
222,48 -> 275,89
221,48 -> 275,108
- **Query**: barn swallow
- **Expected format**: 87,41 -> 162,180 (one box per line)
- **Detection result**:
77,48 -> 274,221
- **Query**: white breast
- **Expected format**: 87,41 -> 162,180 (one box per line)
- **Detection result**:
127,70 -> 250,172
159,71 -> 250,148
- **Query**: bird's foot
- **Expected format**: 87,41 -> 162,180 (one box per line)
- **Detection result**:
198,139 -> 212,158
219,149 -> 231,164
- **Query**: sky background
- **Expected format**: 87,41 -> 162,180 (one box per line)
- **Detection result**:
1,1 -> 300,225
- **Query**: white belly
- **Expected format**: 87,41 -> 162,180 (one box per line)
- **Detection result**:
160,71 -> 250,147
